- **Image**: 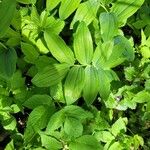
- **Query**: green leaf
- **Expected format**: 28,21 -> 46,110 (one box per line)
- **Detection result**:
5,140 -> 14,150
0,48 -> 17,79
24,106 -> 52,144
74,22 -> 93,65
46,0 -> 61,11
111,0 -> 145,26
70,0 -> 100,28
17,0 -> 36,4
23,94 -> 53,109
0,0 -> 16,37
46,110 -> 65,134
97,68 -> 110,100
94,131 -> 115,143
64,117 -> 83,138
21,42 -> 39,64
69,135 -> 102,150
83,66 -> 99,105
64,66 -> 85,105
44,31 -> 75,64
40,133 -> 63,150
32,63 -> 69,87
59,0 -> 81,20
100,12 -> 118,42
111,117 -> 127,137
132,91 -> 150,103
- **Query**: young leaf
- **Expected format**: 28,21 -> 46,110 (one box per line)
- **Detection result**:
100,12 -> 118,42
21,42 -> 39,64
0,48 -> 17,79
74,22 -> 93,65
0,0 -> 16,37
32,63 -> 70,87
59,0 -> 81,20
23,94 -> 53,109
111,0 -> 145,26
44,31 -> 75,65
64,66 -> 85,105
69,135 -> 102,150
83,66 -> 99,105
64,117 -> 83,138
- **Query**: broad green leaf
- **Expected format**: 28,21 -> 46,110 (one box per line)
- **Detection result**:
64,117 -> 83,138
40,133 -> 63,150
59,0 -> 81,20
32,63 -> 69,87
140,46 -> 150,58
98,68 -> 110,100
63,105 -> 93,121
50,82 -> 65,103
0,48 -> 17,79
108,142 -> 122,150
94,131 -> 115,143
111,117 -> 127,137
23,94 -> 53,109
83,66 -> 99,105
100,12 -> 118,42
44,31 -> 75,64
0,0 -> 16,37
70,0 -> 100,28
24,106 -> 52,144
111,0 -> 145,26
21,42 -> 39,64
44,16 -> 65,34
31,6 -> 40,25
46,110 -> 65,134
69,135 -> 102,150
132,91 -> 150,103
64,66 -> 85,105
46,0 -> 61,11
74,22 -> 93,65
5,140 -> 14,150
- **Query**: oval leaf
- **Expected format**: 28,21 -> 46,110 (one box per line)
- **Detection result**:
44,31 -> 75,64
74,22 -> 93,65
59,0 -> 81,20
32,63 -> 70,87
83,66 -> 99,105
64,66 -> 85,105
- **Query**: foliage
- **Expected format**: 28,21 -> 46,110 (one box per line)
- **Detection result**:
0,0 -> 150,149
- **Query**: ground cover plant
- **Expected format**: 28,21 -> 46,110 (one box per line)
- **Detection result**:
0,0 -> 150,149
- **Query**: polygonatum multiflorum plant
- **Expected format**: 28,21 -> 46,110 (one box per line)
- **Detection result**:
0,0 -> 150,149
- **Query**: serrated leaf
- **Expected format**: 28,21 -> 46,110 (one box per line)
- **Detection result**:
59,0 -> 81,20
23,94 -> 53,109
32,63 -> 69,87
64,66 -> 85,105
69,135 -> 102,150
132,91 -> 150,103
74,22 -> 93,65
70,1 -> 100,28
0,0 -> 16,37
64,117 -> 83,138
111,0 -> 145,26
24,106 -> 52,144
21,42 -> 39,64
44,31 -> 75,64
83,66 -> 99,105
100,12 -> 118,42
46,110 -> 65,134
0,48 -> 17,79
40,133 -> 63,150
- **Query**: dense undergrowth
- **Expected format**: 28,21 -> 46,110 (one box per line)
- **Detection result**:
0,0 -> 150,149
